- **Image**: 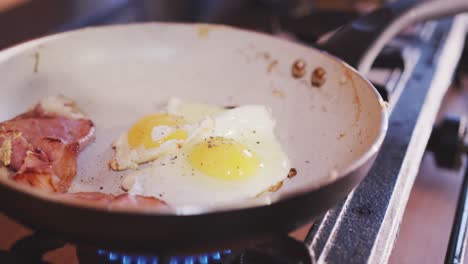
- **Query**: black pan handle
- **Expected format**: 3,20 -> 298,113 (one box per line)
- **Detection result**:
445,164 -> 468,264
319,0 -> 468,74
426,116 -> 468,263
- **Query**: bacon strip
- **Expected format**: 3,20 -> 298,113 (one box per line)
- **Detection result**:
0,96 -> 95,192
0,96 -> 167,210
62,192 -> 167,211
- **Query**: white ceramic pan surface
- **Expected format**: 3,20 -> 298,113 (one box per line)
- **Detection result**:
0,24 -> 386,214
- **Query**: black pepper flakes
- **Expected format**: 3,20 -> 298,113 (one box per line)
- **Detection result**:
287,168 -> 297,178
99,186 -> 103,190
311,67 -> 327,87
292,59 -> 306,78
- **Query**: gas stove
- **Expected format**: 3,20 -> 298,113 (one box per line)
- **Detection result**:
0,1 -> 467,263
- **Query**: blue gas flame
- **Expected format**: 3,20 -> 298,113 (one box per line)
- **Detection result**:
97,248 -> 232,264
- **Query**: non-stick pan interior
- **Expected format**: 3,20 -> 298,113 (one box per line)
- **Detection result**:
0,23 -> 386,214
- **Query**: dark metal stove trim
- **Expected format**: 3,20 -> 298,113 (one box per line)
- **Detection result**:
307,15 -> 468,264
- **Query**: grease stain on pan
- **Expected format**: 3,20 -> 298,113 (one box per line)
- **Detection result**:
197,25 -> 212,38
255,51 -> 281,75
337,133 -> 346,139
237,46 -> 283,76
271,88 -> 285,98
267,60 -> 278,74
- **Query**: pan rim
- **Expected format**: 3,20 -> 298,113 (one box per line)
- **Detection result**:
0,22 -> 388,216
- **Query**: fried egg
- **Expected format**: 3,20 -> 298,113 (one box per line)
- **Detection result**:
109,99 -> 221,170
118,102 -> 291,208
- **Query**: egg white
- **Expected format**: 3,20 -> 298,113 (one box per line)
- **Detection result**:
167,97 -> 224,123
123,105 -> 291,208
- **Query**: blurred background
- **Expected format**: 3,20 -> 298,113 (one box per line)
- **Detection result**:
0,0 -> 382,50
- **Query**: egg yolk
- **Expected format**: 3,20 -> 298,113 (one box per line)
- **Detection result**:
189,137 -> 261,180
127,114 -> 188,149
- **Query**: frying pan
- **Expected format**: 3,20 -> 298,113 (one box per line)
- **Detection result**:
0,0 -> 466,254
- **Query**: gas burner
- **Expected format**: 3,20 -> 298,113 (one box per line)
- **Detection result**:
77,235 -> 313,264
90,248 -> 231,264
1,232 -> 312,264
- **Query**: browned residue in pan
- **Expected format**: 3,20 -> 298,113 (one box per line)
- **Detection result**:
254,51 -> 281,75
287,168 -> 297,178
33,52 -> 40,73
291,59 -> 306,78
311,67 -> 326,87
267,60 -> 278,74
344,67 -> 362,125
197,25 -> 211,38
268,181 -> 283,192
272,88 -> 285,98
